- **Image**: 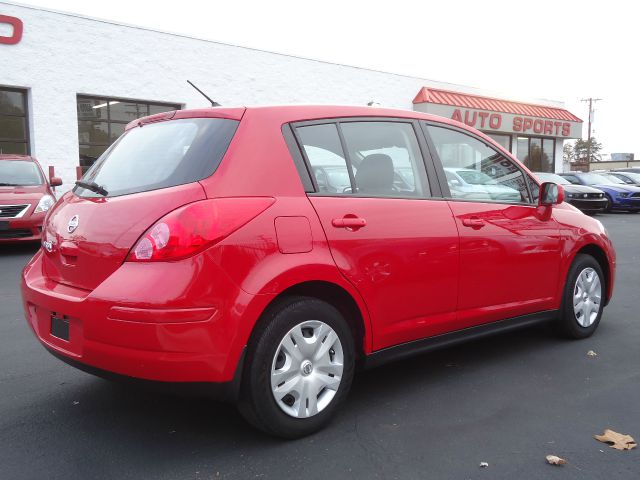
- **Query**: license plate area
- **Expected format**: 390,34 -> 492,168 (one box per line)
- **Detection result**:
51,314 -> 70,341
0,222 -> 9,231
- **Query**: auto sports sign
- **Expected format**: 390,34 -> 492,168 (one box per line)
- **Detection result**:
419,104 -> 582,139
0,14 -> 23,45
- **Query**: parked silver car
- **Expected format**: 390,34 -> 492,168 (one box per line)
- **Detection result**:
444,167 -> 521,202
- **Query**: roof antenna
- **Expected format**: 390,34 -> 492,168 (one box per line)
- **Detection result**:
187,80 -> 221,107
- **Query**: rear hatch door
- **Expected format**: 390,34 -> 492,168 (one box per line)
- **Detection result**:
41,116 -> 239,291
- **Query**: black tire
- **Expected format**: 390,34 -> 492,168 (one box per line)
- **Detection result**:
238,296 -> 355,439
603,195 -> 613,213
628,209 -> 640,213
557,254 -> 605,339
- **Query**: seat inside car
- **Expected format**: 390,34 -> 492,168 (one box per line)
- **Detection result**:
355,153 -> 395,195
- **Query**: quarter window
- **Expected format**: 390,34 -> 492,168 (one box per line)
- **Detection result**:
297,123 -> 353,194
295,121 -> 428,198
426,125 -> 532,204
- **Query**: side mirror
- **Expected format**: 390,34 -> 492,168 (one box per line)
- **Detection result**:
539,182 -> 564,206
50,176 -> 63,187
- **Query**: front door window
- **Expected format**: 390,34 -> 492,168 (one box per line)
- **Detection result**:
426,125 -> 532,204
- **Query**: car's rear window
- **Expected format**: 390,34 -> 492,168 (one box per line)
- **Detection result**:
0,161 -> 43,186
75,118 -> 239,197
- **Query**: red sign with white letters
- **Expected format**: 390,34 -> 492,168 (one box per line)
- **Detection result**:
0,15 -> 23,45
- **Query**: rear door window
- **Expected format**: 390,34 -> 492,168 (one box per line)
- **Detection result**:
340,122 -> 428,197
75,118 -> 238,197
295,120 -> 429,198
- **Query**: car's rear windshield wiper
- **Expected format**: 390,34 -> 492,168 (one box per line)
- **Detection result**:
75,180 -> 108,196
0,183 -> 21,186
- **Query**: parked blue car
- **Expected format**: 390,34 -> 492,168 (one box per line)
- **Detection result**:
559,172 -> 640,213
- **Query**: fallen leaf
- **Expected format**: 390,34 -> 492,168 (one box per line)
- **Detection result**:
479,462 -> 489,468
587,350 -> 598,357
594,429 -> 637,450
546,455 -> 567,466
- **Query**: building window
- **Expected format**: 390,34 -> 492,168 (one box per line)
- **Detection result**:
76,95 -> 180,172
486,133 -> 511,153
0,87 -> 29,155
517,136 -> 555,172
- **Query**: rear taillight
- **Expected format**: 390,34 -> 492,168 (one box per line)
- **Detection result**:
127,197 -> 274,262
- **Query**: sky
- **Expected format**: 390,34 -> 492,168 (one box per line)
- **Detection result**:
13,0 -> 640,156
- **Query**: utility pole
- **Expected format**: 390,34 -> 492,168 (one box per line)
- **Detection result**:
581,97 -> 602,165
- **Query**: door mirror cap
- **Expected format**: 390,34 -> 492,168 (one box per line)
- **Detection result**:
539,182 -> 564,206
50,176 -> 62,187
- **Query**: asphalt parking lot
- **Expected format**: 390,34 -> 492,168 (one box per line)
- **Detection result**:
1,213 -> 638,479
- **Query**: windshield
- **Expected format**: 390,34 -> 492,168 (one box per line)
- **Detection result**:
0,161 -> 43,186
76,118 -> 238,197
616,171 -> 640,183
457,170 -> 495,185
579,173 -> 617,186
536,172 -> 570,185
602,174 -> 625,184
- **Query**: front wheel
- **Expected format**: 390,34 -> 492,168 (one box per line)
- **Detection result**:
603,195 -> 613,212
238,297 -> 355,438
557,254 -> 605,339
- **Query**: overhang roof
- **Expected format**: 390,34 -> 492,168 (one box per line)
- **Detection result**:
413,87 -> 582,123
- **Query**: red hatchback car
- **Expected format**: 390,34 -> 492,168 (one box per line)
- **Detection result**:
21,106 -> 615,438
1,154 -> 61,242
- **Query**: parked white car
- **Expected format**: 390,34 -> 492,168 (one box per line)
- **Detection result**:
444,167 -> 522,202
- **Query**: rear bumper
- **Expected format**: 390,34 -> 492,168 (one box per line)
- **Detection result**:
0,213 -> 44,242
45,344 -> 245,401
21,250 -> 262,388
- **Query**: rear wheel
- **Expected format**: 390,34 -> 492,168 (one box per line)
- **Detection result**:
238,296 -> 355,438
557,254 -> 605,339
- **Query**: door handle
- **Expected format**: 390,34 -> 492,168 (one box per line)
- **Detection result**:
332,216 -> 366,229
461,217 -> 485,229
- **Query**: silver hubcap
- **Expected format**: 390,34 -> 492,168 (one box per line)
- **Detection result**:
573,267 -> 602,327
271,320 -> 344,418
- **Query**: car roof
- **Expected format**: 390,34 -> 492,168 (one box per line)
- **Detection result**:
126,104 -> 488,135
0,154 -> 36,162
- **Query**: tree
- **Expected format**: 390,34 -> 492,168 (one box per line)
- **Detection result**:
573,137 -> 603,162
563,143 -> 576,164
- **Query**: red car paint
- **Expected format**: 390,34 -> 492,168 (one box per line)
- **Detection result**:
20,105 -> 616,389
0,155 -> 60,243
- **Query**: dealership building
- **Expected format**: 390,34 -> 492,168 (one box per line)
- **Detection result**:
1,2 -> 583,189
